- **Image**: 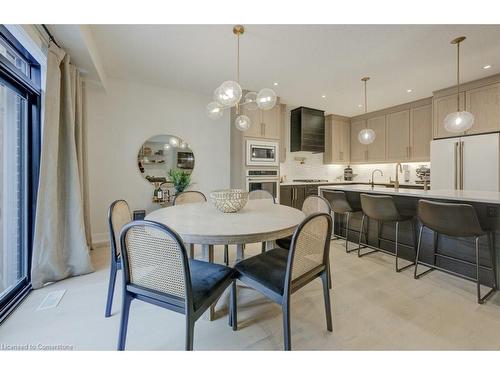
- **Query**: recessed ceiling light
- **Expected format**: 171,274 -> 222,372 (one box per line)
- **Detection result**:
406,89 -> 413,93
322,95 -> 326,98
273,82 -> 279,86
483,65 -> 492,70
357,104 -> 363,108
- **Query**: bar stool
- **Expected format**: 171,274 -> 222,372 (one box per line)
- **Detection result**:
358,194 -> 416,272
326,191 -> 362,253
415,200 -> 498,304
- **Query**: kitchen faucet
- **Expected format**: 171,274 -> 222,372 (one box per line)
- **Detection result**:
390,163 -> 403,189
370,169 -> 383,187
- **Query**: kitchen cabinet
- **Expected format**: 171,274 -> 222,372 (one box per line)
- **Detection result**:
410,104 -> 432,161
290,107 -> 325,152
324,114 -> 350,164
366,115 -> 386,162
279,103 -> 287,162
279,185 -> 307,209
242,102 -> 281,140
350,120 -> 367,162
386,110 -> 410,161
433,92 -> 466,139
465,82 -> 500,135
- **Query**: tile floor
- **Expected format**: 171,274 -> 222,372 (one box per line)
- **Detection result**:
1,240 -> 500,350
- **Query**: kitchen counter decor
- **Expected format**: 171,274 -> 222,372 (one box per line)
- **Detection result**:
210,189 -> 249,213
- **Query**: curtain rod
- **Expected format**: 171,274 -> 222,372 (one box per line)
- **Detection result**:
41,24 -> 60,48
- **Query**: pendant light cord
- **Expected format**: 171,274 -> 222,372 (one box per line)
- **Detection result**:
456,41 -> 460,112
236,32 -> 240,115
364,79 -> 367,115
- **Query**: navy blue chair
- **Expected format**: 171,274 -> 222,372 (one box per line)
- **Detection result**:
105,200 -> 131,318
231,212 -> 333,350
117,220 -> 235,350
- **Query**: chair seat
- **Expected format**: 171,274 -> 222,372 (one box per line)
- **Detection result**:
276,236 -> 292,250
189,259 -> 235,310
234,248 -> 289,295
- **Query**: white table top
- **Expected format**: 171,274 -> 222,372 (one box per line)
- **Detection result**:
319,184 -> 500,204
145,200 -> 305,245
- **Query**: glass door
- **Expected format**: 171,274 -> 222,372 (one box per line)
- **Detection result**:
0,79 -> 27,304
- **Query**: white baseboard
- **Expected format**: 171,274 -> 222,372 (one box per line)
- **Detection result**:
92,232 -> 109,249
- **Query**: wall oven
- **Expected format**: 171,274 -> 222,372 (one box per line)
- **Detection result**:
246,169 -> 280,202
246,140 -> 279,166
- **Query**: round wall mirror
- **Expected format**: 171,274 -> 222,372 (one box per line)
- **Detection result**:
137,134 -> 195,185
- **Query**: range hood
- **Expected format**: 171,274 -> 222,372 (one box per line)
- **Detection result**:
290,106 -> 325,153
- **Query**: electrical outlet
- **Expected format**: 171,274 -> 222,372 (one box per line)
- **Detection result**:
487,206 -> 497,218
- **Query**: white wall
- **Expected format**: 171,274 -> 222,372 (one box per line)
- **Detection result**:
280,105 -> 430,183
86,78 -> 230,244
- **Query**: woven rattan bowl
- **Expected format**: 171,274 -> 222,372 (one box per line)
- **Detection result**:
210,189 -> 249,213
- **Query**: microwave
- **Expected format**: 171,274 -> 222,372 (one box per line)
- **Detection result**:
246,140 -> 279,166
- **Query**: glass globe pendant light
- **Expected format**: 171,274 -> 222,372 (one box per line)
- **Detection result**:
358,77 -> 376,145
206,25 -> 277,131
444,36 -> 474,133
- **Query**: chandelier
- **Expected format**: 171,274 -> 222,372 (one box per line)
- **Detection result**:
206,25 -> 277,131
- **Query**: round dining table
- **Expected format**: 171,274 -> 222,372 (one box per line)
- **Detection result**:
146,199 -> 305,320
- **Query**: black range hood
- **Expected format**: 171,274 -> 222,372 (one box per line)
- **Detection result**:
290,106 -> 325,153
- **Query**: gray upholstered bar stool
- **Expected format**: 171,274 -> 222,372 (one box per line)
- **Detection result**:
358,194 -> 416,272
327,191 -> 362,253
415,200 -> 498,304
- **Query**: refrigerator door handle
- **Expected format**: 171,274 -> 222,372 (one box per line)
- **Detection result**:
460,141 -> 465,190
454,142 -> 459,190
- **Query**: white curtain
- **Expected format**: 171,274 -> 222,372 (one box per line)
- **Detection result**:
31,43 -> 93,289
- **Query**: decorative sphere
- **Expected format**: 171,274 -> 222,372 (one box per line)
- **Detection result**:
206,101 -> 223,119
235,115 -> 251,131
256,88 -> 277,110
213,81 -> 242,107
444,111 -> 474,133
358,128 -> 376,145
244,91 -> 258,110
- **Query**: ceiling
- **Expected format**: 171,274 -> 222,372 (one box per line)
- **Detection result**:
55,24 -> 500,116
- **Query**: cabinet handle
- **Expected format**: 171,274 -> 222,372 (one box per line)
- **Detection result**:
339,151 -> 343,160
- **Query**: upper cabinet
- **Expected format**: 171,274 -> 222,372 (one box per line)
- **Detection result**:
290,107 -> 325,152
350,120 -> 367,162
465,82 -> 500,135
433,92 -> 465,139
366,115 -> 386,162
347,98 -> 432,164
386,110 -> 410,161
433,74 -> 500,139
279,103 -> 287,163
324,114 -> 350,164
241,101 -> 282,140
410,104 -> 432,161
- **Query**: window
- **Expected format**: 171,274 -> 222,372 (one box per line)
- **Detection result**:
0,26 -> 41,322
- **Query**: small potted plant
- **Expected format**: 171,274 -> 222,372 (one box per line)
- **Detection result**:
168,168 -> 191,194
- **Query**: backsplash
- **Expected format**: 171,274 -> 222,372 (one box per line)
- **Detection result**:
280,151 -> 430,184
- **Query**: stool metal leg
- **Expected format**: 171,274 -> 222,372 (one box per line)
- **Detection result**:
487,231 -> 498,290
358,214 -> 377,258
395,221 -> 414,272
415,225 -> 436,279
476,235 -> 497,304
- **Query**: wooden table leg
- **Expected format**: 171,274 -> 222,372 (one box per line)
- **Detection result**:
265,240 -> 276,251
236,244 -> 245,262
201,244 -> 215,320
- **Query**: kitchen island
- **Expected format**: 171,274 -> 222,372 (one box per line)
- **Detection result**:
319,184 -> 500,286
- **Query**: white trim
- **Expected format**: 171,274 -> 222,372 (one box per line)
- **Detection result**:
4,25 -> 47,68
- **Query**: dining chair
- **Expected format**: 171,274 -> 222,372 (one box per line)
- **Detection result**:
276,195 -> 333,288
117,220 -> 235,350
173,190 -> 210,260
105,199 -> 132,318
249,189 -> 276,253
231,212 -> 333,350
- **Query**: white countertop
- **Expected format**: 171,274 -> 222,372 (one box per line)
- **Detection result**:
281,180 -> 425,187
318,184 -> 500,204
